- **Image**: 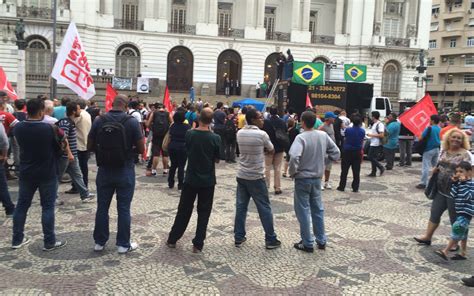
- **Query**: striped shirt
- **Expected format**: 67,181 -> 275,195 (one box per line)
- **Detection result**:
451,179 -> 474,217
58,118 -> 78,157
236,125 -> 274,180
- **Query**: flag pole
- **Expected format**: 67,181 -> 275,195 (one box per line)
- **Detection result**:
50,0 -> 57,100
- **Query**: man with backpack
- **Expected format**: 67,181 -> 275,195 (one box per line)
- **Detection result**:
57,101 -> 94,204
262,105 -> 287,195
224,108 -> 237,163
88,94 -> 144,254
146,103 -> 172,176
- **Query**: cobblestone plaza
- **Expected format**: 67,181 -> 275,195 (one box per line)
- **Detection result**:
0,160 -> 472,295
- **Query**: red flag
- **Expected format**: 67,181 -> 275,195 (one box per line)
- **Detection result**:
163,85 -> 172,112
0,67 -> 18,100
305,93 -> 312,108
399,93 -> 438,138
105,83 -> 117,112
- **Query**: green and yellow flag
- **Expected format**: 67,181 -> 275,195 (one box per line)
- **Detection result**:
292,61 -> 325,86
344,64 -> 367,82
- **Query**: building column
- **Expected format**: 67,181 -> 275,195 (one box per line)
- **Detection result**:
334,0 -> 348,45
360,0 -> 376,45
291,0 -> 310,43
370,0 -> 385,46
196,0 -> 218,36
244,0 -> 265,40
402,1 -> 410,38
301,0 -> 310,31
104,0 -> 114,15
145,0 -> 168,32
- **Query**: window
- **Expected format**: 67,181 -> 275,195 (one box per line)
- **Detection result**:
430,22 -> 439,31
26,37 -> 51,81
448,56 -> 455,65
264,7 -> 276,40
444,101 -> 454,108
450,38 -> 457,48
466,55 -> 474,65
375,98 -> 385,110
116,44 -> 141,78
385,1 -> 404,15
470,18 -> 474,27
309,11 -> 318,36
218,3 -> 232,37
426,75 -> 434,83
427,58 -> 435,66
465,74 -> 474,83
122,0 -> 139,30
171,0 -> 187,33
24,0 -> 51,7
446,75 -> 453,84
429,39 -> 437,48
383,18 -> 402,37
431,5 -> 440,15
468,37 -> 474,47
382,61 -> 401,99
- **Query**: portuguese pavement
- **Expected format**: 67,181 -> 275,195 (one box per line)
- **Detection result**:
0,160 -> 473,295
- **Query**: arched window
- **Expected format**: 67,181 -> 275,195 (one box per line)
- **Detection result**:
264,53 -> 280,84
382,60 -> 401,99
167,46 -> 193,91
216,50 -> 242,95
116,44 -> 140,77
25,36 -> 51,81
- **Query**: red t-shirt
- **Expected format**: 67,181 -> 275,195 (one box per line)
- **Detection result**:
0,111 -> 18,134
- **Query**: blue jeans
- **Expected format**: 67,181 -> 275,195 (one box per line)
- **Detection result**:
93,165 -> 135,248
58,157 -> 89,199
294,178 -> 327,247
421,148 -> 439,186
234,178 -> 277,243
12,176 -> 58,247
0,164 -> 14,214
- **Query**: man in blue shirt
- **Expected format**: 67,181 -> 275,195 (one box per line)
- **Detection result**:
88,94 -> 144,254
417,115 -> 441,189
52,97 -> 70,120
12,98 -> 68,251
383,113 -> 401,170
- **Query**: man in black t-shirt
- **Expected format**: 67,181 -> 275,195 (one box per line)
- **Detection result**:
12,98 -> 67,251
167,108 -> 221,253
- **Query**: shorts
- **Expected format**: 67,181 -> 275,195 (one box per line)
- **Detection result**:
151,136 -> 168,157
324,158 -> 333,171
451,215 -> 471,241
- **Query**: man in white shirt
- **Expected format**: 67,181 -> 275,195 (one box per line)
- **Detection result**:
366,111 -> 385,177
42,100 -> 58,124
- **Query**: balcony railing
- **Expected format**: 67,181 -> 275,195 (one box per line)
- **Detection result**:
218,28 -> 244,38
26,73 -> 49,81
311,35 -> 335,45
114,19 -> 144,31
168,24 -> 196,35
266,31 -> 290,42
17,5 -> 53,19
386,37 -> 410,47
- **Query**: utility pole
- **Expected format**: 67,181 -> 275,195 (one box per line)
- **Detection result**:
50,0 -> 57,100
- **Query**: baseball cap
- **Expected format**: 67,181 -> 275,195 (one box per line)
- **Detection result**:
324,111 -> 337,119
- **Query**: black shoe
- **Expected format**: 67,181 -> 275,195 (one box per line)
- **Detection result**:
274,190 -> 282,195
293,241 -> 314,253
385,167 -> 393,170
413,237 -> 431,246
317,243 -> 326,250
367,174 -> 376,177
336,187 -> 344,192
177,184 -> 183,191
235,237 -> 247,248
65,188 -> 79,194
166,241 -> 176,248
168,184 -> 174,189
462,276 -> 474,287
5,207 -> 15,218
43,240 -> 67,251
266,239 -> 281,250
415,184 -> 426,189
379,167 -> 385,176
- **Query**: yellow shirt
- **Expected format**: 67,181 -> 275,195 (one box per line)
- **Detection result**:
237,114 -> 246,129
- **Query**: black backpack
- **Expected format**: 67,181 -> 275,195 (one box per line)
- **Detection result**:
224,116 -> 237,139
152,111 -> 170,137
95,115 -> 132,167
271,121 -> 290,149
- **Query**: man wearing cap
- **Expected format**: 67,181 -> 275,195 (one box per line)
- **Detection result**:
318,112 -> 338,190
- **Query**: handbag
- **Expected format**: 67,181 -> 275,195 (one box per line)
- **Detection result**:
424,170 -> 438,200
161,123 -> 173,153
414,126 -> 431,155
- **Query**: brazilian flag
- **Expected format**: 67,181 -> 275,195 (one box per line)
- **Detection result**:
344,64 -> 367,82
292,61 -> 325,86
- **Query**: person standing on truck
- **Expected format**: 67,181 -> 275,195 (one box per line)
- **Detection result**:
367,111 -> 385,177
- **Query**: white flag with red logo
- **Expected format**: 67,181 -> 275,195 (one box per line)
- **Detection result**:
51,22 -> 95,100
0,67 -> 18,100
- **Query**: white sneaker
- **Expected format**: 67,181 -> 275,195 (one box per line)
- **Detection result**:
117,242 -> 138,254
94,244 -> 105,252
321,184 -> 325,191
12,236 -> 31,249
324,182 -> 332,190
151,169 -> 157,176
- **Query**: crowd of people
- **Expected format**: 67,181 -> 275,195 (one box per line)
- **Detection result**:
0,90 -> 473,286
